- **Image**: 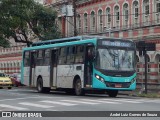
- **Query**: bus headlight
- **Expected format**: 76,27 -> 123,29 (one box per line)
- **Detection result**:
95,74 -> 105,83
131,77 -> 136,84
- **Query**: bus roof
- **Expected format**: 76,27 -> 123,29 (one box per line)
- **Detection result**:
31,35 -> 120,47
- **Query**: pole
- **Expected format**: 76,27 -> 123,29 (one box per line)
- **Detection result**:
144,49 -> 148,94
72,0 -> 77,36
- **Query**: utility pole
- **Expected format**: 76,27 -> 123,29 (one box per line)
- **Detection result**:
144,50 -> 148,94
72,0 -> 77,36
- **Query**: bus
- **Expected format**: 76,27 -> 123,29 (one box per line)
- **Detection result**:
21,35 -> 136,97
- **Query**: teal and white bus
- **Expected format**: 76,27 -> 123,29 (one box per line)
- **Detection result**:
21,36 -> 136,97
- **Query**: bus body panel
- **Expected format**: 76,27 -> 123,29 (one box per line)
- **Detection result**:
56,64 -> 84,88
52,67 -> 57,87
31,68 -> 36,87
35,66 -> 50,87
23,67 -> 30,86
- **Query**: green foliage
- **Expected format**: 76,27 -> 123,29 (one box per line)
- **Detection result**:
0,0 -> 61,47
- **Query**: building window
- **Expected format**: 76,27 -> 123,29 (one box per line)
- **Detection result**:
133,1 -> 139,27
98,9 -> 103,32
123,3 -> 129,28
84,13 -> 88,33
143,0 -> 150,25
114,5 -> 120,28
90,11 -> 96,33
155,0 -> 160,23
106,7 -> 111,28
77,14 -> 81,34
68,17 -> 74,36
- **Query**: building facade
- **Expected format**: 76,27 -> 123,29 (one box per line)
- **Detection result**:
0,44 -> 24,74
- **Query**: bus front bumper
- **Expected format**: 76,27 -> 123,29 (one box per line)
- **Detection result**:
92,77 -> 136,90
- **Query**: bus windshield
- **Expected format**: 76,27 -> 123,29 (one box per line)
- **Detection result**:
96,48 -> 135,71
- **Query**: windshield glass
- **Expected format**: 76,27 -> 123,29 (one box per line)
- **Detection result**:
96,48 -> 135,71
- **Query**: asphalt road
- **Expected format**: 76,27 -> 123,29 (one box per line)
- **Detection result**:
0,87 -> 160,120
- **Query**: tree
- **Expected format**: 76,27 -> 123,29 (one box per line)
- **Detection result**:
0,0 -> 61,47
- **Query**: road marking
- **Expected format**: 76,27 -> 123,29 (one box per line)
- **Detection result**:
0,104 -> 29,110
100,99 -> 142,103
19,102 -> 54,108
61,100 -> 100,105
0,96 -> 62,102
40,100 -> 77,106
80,99 -> 121,104
131,99 -> 160,103
7,89 -> 19,91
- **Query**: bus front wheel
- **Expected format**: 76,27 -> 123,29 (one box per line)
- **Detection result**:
107,90 -> 118,97
74,79 -> 85,96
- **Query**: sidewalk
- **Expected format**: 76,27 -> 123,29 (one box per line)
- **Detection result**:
119,89 -> 160,98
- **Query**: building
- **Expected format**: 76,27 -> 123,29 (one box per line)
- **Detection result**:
45,0 -> 160,88
0,42 -> 25,74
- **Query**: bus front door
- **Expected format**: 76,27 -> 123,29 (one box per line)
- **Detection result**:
84,46 -> 94,87
50,50 -> 58,87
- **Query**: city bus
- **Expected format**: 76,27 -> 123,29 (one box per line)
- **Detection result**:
21,35 -> 136,97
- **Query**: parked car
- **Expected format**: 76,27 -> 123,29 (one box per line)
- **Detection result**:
0,72 -> 12,89
10,73 -> 21,87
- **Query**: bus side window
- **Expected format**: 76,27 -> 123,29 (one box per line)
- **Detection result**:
58,47 -> 67,64
37,50 -> 43,66
44,49 -> 50,65
24,51 -> 30,67
66,46 -> 75,64
31,51 -> 37,67
75,46 -> 84,63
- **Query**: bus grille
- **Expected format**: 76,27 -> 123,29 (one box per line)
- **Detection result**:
105,82 -> 131,88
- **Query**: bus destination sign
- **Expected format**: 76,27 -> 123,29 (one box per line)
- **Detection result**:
101,41 -> 132,47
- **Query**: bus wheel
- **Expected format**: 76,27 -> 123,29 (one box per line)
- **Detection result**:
74,79 -> 85,96
107,90 -> 118,97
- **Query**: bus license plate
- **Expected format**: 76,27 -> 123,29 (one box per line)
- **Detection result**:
115,84 -> 122,88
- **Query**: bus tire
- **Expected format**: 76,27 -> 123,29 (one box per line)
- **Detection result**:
74,79 -> 85,96
107,90 -> 118,97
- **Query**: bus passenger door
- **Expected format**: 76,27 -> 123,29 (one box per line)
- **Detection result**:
84,45 -> 94,87
29,51 -> 36,87
50,49 -> 58,87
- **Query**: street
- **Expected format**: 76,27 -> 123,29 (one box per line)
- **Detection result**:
0,87 -> 160,120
